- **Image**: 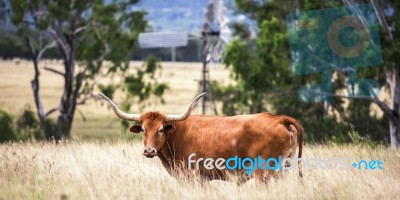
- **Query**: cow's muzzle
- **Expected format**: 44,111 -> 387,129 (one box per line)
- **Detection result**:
143,147 -> 157,158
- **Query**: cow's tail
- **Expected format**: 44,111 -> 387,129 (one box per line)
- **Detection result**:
297,121 -> 303,178
283,117 -> 303,178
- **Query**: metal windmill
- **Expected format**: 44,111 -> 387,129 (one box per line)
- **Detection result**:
199,0 -> 231,115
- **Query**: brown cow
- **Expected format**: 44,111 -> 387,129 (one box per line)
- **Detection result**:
98,93 -> 303,184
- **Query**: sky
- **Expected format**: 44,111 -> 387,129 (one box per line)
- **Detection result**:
0,0 -> 255,39
132,0 -> 253,33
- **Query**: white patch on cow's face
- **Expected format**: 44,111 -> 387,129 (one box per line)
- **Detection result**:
231,139 -> 237,147
142,126 -> 146,133
158,125 -> 164,136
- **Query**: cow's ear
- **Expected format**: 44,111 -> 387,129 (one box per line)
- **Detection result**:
129,125 -> 142,134
164,123 -> 176,133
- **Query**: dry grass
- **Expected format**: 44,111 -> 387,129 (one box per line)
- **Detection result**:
0,141 -> 399,200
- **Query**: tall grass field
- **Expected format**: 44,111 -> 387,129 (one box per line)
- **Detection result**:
1,142 -> 399,199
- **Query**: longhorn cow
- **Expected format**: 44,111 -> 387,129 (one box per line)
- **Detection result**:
99,93 -> 303,183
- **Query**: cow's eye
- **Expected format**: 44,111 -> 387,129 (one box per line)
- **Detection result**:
159,129 -> 164,133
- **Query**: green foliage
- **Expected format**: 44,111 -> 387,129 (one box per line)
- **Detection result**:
380,0 -> 400,73
98,55 -> 168,131
123,55 -> 168,110
153,84 -> 168,97
344,100 -> 389,142
211,81 -> 248,115
13,106 -> 58,141
40,118 -> 58,139
214,0 -> 390,144
221,14 -> 294,114
0,107 -> 57,142
347,130 -> 379,147
306,116 -> 350,142
74,1 -> 149,103
16,106 -> 40,139
226,13 -> 295,110
99,84 -> 116,100
230,22 -> 251,40
8,0 -> 150,138
224,39 -> 254,82
0,110 -> 17,142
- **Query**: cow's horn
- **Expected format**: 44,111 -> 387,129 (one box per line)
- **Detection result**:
98,93 -> 141,121
166,93 -> 207,121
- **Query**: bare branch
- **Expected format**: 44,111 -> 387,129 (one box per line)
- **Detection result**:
76,109 -> 87,122
364,81 -> 396,122
45,107 -> 59,117
74,25 -> 89,35
93,26 -> 111,63
309,91 -> 396,122
44,66 -> 65,76
370,0 -> 394,42
31,11 -> 49,18
342,0 -> 381,50
26,37 -> 37,59
47,27 -> 70,60
68,69 -> 87,116
37,41 -> 56,61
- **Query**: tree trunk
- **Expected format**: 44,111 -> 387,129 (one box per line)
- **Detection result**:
54,30 -> 85,140
56,60 -> 74,139
55,114 -> 73,140
390,119 -> 400,148
26,38 -> 46,123
31,58 -> 46,123
387,68 -> 400,148
55,34 -> 77,139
